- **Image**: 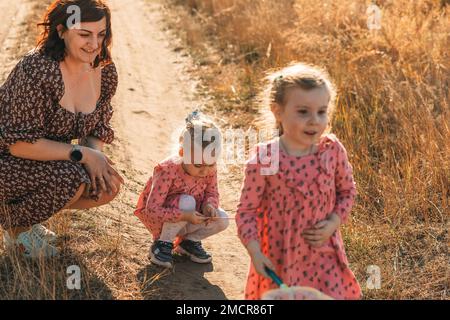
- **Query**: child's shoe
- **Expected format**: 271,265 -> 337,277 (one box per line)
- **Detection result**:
149,240 -> 174,268
176,239 -> 212,264
3,229 -> 59,258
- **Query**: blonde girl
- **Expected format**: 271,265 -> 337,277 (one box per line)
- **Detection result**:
236,63 -> 361,300
135,111 -> 229,268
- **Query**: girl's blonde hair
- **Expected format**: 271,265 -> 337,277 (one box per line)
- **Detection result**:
178,111 -> 222,164
261,62 -> 337,136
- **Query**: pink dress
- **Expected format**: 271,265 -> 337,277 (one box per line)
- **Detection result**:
134,155 -> 219,240
236,134 -> 361,300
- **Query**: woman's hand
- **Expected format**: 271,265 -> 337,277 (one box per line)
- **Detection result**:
81,147 -> 124,196
182,211 -> 208,225
302,213 -> 341,248
246,240 -> 275,278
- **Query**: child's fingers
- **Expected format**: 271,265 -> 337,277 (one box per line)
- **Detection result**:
305,237 -> 323,245
302,233 -> 323,241
194,213 -> 208,224
308,240 -> 324,248
261,266 -> 271,278
264,259 -> 275,272
258,259 -> 274,278
314,220 -> 328,229
302,229 -> 319,236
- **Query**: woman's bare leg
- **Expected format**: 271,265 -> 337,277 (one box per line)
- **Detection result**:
68,179 -> 122,210
63,183 -> 87,209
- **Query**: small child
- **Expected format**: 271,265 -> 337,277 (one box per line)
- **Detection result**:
236,63 -> 362,299
135,111 -> 229,268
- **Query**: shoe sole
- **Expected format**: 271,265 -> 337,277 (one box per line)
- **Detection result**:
149,250 -> 173,268
175,246 -> 212,264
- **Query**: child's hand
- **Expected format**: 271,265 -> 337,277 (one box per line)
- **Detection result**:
302,213 -> 341,248
247,241 -> 276,278
202,203 -> 217,217
182,211 -> 208,225
202,203 -> 219,225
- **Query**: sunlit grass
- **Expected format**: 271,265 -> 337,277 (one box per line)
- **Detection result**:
167,0 -> 449,299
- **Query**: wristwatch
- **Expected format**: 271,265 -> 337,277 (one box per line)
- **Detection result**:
70,145 -> 83,162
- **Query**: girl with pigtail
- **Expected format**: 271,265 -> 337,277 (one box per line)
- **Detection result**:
135,111 -> 229,268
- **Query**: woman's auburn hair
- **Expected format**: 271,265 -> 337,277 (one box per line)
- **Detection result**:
36,0 -> 113,68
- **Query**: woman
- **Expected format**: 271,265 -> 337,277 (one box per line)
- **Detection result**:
0,0 -> 124,258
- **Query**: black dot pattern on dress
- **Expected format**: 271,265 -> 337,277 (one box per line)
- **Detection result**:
236,136 -> 361,300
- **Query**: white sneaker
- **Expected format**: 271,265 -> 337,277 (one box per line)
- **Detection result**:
2,231 -> 14,249
31,224 -> 57,243
3,229 -> 59,258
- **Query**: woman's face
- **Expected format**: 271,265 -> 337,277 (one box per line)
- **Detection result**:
58,17 -> 107,64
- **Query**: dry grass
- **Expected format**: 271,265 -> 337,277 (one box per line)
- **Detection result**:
165,0 -> 449,299
0,0 -> 447,300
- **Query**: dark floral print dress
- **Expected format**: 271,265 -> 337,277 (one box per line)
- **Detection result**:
0,50 -> 118,229
236,134 -> 361,300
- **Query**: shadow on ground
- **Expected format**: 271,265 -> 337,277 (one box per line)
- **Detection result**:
137,253 -> 227,300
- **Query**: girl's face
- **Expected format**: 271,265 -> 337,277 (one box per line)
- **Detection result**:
180,147 -> 217,178
58,18 -> 107,65
273,86 -> 330,149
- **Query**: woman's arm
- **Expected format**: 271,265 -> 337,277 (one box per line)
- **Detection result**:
9,138 -> 122,195
9,138 -> 73,162
9,138 -> 101,167
80,136 -> 105,152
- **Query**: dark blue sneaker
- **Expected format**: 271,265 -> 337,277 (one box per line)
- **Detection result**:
176,240 -> 212,264
149,240 -> 174,268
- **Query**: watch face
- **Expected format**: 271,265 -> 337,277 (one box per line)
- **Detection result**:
71,150 -> 83,162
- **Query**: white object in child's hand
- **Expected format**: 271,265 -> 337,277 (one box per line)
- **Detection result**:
262,286 -> 334,300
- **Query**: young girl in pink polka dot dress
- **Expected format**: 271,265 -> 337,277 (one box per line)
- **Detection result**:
135,112 -> 229,268
236,63 -> 362,300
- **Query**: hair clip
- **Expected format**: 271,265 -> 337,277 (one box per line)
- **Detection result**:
185,109 -> 201,125
275,75 -> 283,83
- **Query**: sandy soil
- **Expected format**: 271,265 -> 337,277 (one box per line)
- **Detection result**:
0,0 -> 249,299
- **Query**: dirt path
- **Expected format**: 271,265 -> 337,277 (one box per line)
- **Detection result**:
0,0 -> 36,78
107,0 -> 249,299
1,0 -> 249,299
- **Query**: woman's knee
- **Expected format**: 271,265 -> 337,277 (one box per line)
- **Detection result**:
65,183 -> 86,208
100,182 -> 122,205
